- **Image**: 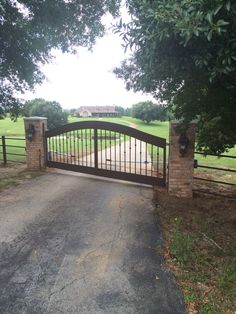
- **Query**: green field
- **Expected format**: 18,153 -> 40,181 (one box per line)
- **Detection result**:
69,116 -> 236,168
0,116 -> 235,169
0,117 -> 26,163
0,116 -> 168,137
69,116 -> 132,126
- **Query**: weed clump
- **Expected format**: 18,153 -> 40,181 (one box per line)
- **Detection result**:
170,221 -> 195,268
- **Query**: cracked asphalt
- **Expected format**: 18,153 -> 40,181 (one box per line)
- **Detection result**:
0,172 -> 185,314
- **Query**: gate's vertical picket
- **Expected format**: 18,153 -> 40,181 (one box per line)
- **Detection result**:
94,127 -> 98,169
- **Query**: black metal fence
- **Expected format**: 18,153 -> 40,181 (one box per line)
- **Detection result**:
194,151 -> 236,187
0,136 -> 26,164
1,131 -> 235,190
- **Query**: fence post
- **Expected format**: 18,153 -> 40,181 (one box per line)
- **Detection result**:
2,136 -> 7,164
24,117 -> 48,170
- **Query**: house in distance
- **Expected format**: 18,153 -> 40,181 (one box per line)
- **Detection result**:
76,106 -> 119,117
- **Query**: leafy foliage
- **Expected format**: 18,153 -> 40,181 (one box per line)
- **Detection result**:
115,106 -> 125,116
114,0 -> 236,153
0,0 -> 120,119
24,98 -> 68,130
132,101 -> 167,123
124,107 -> 132,116
69,108 -> 77,116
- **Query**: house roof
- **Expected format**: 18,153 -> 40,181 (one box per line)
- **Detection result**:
77,106 -> 118,113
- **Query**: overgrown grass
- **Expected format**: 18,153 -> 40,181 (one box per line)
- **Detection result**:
170,221 -> 195,268
217,263 -> 236,297
164,213 -> 236,314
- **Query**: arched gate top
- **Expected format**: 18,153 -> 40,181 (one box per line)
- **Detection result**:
45,120 -> 166,147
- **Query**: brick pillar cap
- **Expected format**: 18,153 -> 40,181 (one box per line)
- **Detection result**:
24,116 -> 48,121
170,119 -> 197,124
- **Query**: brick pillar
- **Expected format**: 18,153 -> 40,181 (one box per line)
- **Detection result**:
24,117 -> 47,170
168,122 -> 196,198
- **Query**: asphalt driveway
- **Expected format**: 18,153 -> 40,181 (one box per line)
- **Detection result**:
0,172 -> 185,313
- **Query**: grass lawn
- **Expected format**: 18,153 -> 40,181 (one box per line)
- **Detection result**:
0,116 -> 168,137
0,117 -> 25,136
69,116 -> 132,126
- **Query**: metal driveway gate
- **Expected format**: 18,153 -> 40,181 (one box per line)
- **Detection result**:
45,121 -> 166,186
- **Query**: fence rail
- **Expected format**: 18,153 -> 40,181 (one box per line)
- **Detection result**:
0,136 -> 26,164
194,151 -> 236,187
195,151 -> 236,159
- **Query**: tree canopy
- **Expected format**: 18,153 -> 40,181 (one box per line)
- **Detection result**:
132,101 -> 167,124
1,0 -> 236,153
115,0 -> 236,153
24,98 -> 68,129
115,106 -> 125,116
0,0 -> 120,119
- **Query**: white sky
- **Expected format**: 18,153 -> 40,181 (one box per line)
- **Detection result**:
22,14 -> 156,110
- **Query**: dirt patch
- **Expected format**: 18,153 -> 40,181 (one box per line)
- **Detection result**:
0,163 -> 45,192
154,188 -> 236,314
194,168 -> 236,198
129,122 -> 138,129
0,163 -> 26,176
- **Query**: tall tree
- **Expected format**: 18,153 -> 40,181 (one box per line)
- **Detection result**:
24,98 -> 68,129
132,101 -> 166,124
115,106 -> 125,116
114,0 -> 236,154
0,0 -> 120,119
124,107 -> 132,116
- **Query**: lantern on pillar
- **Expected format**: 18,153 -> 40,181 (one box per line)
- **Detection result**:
178,133 -> 189,157
26,124 -> 36,142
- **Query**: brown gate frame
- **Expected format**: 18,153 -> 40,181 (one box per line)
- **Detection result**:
45,121 -> 166,186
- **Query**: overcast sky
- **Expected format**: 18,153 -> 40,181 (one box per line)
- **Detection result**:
22,14 -> 155,110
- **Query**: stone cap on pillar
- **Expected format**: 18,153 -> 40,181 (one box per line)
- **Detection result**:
24,116 -> 48,121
